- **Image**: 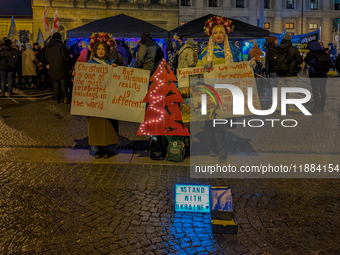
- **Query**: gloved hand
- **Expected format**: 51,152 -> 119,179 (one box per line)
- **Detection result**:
249,58 -> 256,69
203,61 -> 213,72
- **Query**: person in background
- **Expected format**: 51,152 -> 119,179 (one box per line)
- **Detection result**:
177,38 -> 197,69
22,44 -> 37,89
266,36 -> 279,98
249,42 -> 263,71
276,34 -> 303,112
45,32 -> 71,103
136,32 -> 156,75
33,43 -> 44,89
12,45 -> 22,89
304,40 -> 331,113
121,40 -> 132,66
0,39 -> 18,96
328,43 -> 337,70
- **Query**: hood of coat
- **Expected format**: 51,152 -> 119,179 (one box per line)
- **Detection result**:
307,40 -> 323,52
178,44 -> 193,54
252,43 -> 259,49
280,39 -> 292,49
48,37 -> 63,48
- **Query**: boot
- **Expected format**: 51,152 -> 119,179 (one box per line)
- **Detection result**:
218,146 -> 227,163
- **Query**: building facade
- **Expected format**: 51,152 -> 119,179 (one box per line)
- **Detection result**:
179,0 -> 340,45
32,0 -> 179,41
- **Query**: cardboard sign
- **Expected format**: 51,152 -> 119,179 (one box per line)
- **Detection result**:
205,61 -> 261,118
175,184 -> 210,213
177,61 -> 260,120
108,66 -> 149,123
71,62 -> 149,123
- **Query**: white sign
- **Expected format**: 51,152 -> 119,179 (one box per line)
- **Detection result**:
175,184 -> 210,213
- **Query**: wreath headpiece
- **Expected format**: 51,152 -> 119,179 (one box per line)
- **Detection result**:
203,16 -> 235,36
89,32 -> 116,52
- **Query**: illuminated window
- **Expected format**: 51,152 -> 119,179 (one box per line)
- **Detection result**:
287,32 -> 294,36
264,23 -> 270,29
309,23 -> 318,30
335,0 -> 340,10
180,22 -> 188,26
264,0 -> 270,8
310,0 -> 318,9
286,23 -> 294,29
181,0 -> 190,6
209,0 -> 218,7
236,0 -> 244,8
287,0 -> 294,9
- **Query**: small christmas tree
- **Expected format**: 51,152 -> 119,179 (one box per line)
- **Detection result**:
137,60 -> 190,136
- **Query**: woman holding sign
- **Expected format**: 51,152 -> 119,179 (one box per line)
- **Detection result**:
196,16 -> 255,163
87,32 -> 119,159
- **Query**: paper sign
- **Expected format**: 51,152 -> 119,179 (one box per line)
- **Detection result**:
108,66 -> 149,123
175,184 -> 210,213
177,61 -> 261,119
71,62 -> 150,123
207,61 -> 261,118
71,62 -> 112,118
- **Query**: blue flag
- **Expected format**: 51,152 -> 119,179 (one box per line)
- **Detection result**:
37,28 -> 45,46
7,16 -> 16,40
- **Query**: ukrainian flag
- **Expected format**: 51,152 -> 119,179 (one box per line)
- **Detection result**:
7,16 -> 16,41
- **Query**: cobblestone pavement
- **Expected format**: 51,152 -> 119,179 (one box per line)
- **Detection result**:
0,84 -> 340,154
0,162 -> 340,254
0,86 -> 340,254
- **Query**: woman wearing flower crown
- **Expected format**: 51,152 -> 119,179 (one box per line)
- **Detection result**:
87,32 -> 119,159
196,16 -> 255,163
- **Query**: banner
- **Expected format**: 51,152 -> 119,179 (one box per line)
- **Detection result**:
292,30 -> 320,50
52,9 -> 59,35
43,6 -> 49,37
7,16 -> 16,41
71,63 -> 149,123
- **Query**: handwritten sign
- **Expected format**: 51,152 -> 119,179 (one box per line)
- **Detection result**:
108,66 -> 149,123
71,62 -> 150,123
175,184 -> 210,213
206,61 -> 261,118
177,66 -> 209,88
177,61 -> 261,120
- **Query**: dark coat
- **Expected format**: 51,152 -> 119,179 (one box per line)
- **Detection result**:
45,38 -> 71,80
136,35 -> 156,73
304,40 -> 328,77
69,43 -> 81,67
0,46 -> 19,72
277,39 -> 303,77
266,42 -> 279,73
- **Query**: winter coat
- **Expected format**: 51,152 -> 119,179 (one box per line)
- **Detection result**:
0,46 -> 19,72
266,42 -> 279,73
87,58 -> 119,146
304,40 -> 328,77
277,39 -> 303,77
76,49 -> 88,63
69,43 -> 81,67
22,45 -> 37,76
178,44 -> 196,69
136,37 -> 156,73
45,37 -> 71,80
249,43 -> 263,61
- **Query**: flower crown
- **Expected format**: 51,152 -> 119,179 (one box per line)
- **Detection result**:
89,32 -> 116,52
203,16 -> 235,36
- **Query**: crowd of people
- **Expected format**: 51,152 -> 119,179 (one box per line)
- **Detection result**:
1,15 -> 339,160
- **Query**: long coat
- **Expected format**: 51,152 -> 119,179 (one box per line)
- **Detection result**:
87,58 -> 119,146
45,38 -> 71,80
22,46 -> 37,76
